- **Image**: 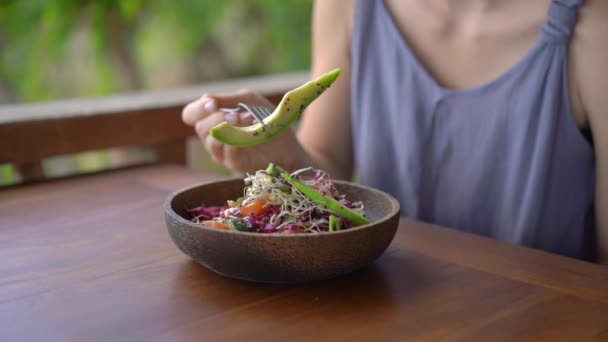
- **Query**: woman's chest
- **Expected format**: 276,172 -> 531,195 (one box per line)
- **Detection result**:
382,0 -> 586,127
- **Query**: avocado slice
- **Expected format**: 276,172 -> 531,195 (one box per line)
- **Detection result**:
266,163 -> 371,227
280,172 -> 370,227
209,68 -> 341,147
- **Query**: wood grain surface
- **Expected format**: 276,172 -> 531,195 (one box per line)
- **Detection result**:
1,165 -> 607,342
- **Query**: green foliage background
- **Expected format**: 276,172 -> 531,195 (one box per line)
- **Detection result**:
0,0 -> 313,183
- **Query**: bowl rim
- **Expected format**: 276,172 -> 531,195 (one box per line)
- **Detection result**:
164,177 -> 400,238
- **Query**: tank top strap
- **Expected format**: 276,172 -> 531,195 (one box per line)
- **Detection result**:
353,0 -> 375,31
542,0 -> 584,42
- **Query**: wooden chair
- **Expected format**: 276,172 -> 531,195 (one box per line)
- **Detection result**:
0,72 -> 308,185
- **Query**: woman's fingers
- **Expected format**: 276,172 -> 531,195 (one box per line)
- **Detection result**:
183,89 -> 284,173
197,112 -> 230,164
196,111 -> 253,164
195,112 -> 225,144
182,95 -> 217,126
204,134 -> 224,164
212,89 -> 275,108
183,89 -> 273,128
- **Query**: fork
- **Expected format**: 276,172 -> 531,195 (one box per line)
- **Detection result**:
219,103 -> 274,127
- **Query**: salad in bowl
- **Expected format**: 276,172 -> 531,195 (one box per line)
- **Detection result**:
164,163 -> 399,283
189,163 -> 370,234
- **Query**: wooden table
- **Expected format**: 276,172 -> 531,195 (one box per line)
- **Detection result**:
2,164 -> 608,341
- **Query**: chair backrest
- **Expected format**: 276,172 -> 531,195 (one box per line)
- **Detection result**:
0,72 -> 308,185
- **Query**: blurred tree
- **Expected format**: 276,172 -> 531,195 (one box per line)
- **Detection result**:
0,0 -> 311,103
0,0 -> 312,185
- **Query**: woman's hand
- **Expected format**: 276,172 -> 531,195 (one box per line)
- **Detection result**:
182,90 -> 308,173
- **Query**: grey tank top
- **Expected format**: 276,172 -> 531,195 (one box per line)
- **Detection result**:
351,0 -> 596,260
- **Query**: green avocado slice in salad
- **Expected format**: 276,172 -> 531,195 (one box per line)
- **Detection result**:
209,68 -> 341,147
266,163 -> 370,226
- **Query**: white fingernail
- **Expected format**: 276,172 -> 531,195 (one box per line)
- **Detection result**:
203,99 -> 216,112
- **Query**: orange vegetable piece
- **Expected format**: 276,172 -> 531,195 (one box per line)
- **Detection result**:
240,199 -> 268,216
201,220 -> 231,230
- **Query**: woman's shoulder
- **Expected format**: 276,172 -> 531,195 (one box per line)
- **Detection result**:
572,0 -> 608,63
572,0 -> 608,89
312,0 -> 357,62
568,0 -> 608,128
313,0 -> 356,34
575,0 -> 608,43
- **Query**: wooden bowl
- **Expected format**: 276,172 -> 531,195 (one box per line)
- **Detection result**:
164,178 -> 400,284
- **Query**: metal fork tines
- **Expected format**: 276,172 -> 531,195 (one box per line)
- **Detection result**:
219,102 -> 274,127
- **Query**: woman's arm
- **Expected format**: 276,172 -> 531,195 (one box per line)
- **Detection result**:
181,1 -> 356,175
297,0 -> 356,180
573,0 -> 608,263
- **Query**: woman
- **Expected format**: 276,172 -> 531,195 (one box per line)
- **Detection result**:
182,0 -> 607,262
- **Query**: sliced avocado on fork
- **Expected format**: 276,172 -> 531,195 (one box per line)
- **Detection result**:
210,68 -> 342,147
